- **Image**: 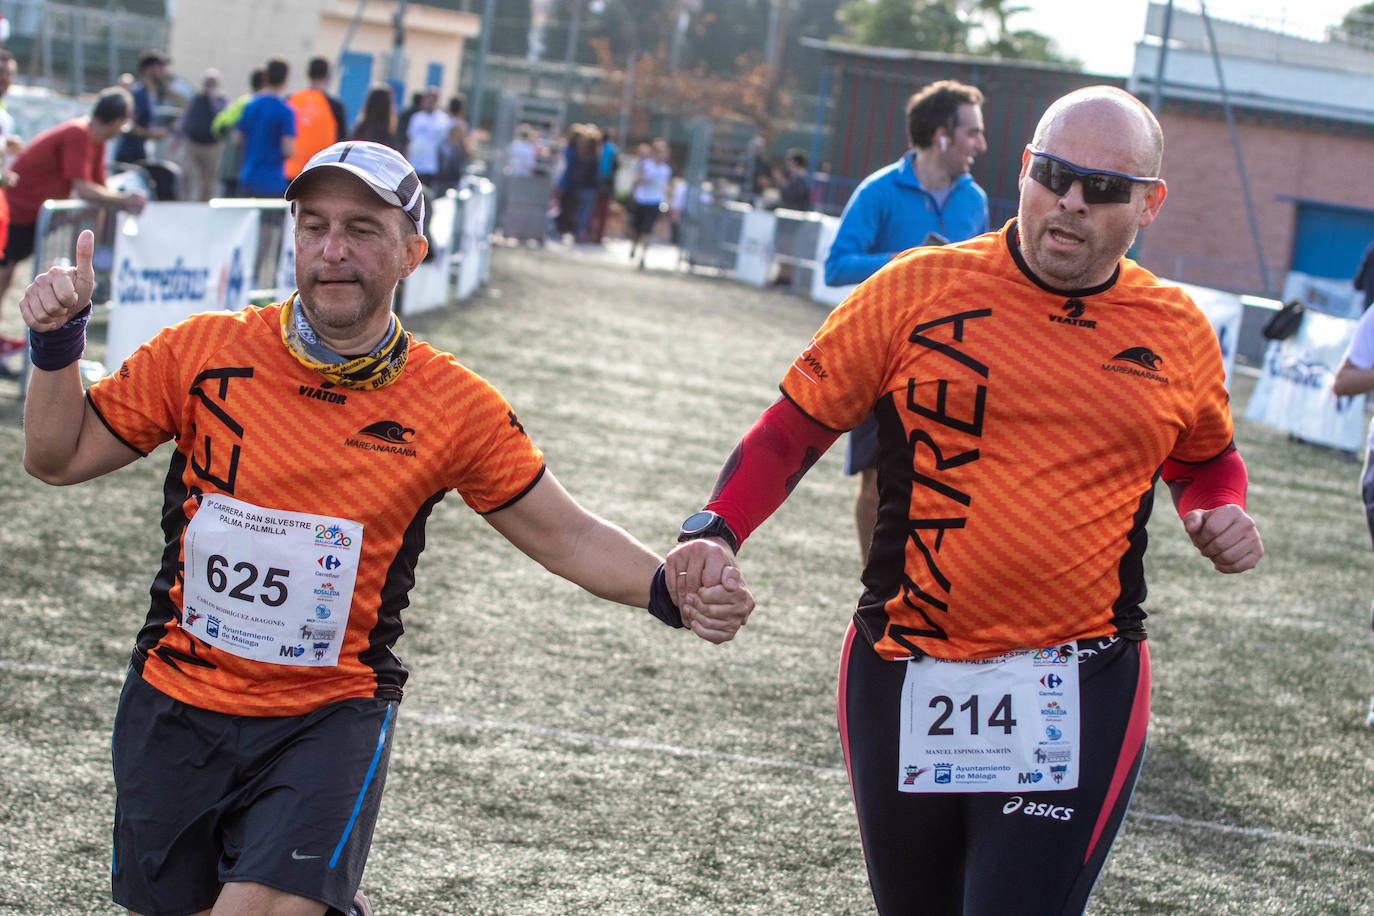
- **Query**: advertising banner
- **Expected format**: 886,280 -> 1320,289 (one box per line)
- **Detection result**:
106,204 -> 260,371
1244,308 -> 1364,451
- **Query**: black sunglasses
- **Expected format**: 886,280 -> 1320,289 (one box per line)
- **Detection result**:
1025,146 -> 1159,205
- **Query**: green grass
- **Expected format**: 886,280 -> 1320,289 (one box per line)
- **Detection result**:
1,243 -> 1371,915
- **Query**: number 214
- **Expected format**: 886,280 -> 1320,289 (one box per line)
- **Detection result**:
928,694 -> 1016,736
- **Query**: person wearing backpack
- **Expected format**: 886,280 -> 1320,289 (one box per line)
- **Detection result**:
172,69 -> 227,201
285,57 -> 346,180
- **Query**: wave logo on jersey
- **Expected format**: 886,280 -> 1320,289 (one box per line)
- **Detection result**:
347,420 -> 419,458
359,421 -> 415,444
1103,346 -> 1170,384
1113,347 -> 1163,371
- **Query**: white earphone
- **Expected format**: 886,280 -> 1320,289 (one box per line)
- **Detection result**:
939,135 -> 948,151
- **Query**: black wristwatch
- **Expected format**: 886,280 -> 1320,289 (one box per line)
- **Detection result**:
677,510 -> 740,554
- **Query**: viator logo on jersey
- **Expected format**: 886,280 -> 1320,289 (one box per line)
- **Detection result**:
1102,346 -> 1170,384
1048,298 -> 1096,329
298,384 -> 348,405
345,420 -> 418,457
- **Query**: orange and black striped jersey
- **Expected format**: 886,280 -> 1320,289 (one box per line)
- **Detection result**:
782,221 -> 1234,662
88,302 -> 545,716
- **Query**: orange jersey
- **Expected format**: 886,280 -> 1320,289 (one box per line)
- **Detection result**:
89,302 -> 544,715
782,221 -> 1233,661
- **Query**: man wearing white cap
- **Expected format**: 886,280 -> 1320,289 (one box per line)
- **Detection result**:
17,141 -> 756,916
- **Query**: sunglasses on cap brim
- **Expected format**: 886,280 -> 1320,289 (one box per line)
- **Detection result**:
1025,146 -> 1159,205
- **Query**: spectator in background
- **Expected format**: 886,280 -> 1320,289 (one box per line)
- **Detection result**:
569,125 -> 602,243
1353,239 -> 1374,312
589,126 -> 618,243
823,79 -> 989,563
553,124 -> 583,238
740,135 -> 772,205
212,67 -> 264,199
396,91 -> 424,157
507,124 -> 537,177
235,57 -> 296,197
351,83 -> 400,150
1330,311 -> 1374,728
0,88 -> 146,326
437,93 -> 471,191
0,48 -> 22,362
285,56 -> 347,180
113,49 -> 180,201
171,68 -> 227,201
777,148 -> 812,212
405,87 -> 451,189
627,138 -> 671,269
668,176 -> 688,247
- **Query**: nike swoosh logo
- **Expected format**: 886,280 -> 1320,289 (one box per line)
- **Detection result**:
291,850 -> 322,860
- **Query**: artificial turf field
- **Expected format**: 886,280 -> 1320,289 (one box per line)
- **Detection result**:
1,240 -> 1371,915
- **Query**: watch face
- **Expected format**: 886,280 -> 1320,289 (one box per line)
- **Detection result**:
681,511 -> 715,536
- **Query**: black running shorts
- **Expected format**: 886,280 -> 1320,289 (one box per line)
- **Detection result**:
838,623 -> 1150,916
110,669 -> 397,915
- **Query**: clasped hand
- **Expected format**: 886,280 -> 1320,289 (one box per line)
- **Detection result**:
666,538 -> 755,644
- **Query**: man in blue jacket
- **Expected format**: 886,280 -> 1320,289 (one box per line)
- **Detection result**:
823,79 -> 990,560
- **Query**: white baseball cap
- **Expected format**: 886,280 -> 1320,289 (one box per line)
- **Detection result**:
285,141 -> 425,235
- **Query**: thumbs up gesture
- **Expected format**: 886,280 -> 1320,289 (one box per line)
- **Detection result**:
19,229 -> 96,332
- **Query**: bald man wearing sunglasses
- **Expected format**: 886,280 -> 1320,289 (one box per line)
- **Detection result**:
668,86 -> 1262,915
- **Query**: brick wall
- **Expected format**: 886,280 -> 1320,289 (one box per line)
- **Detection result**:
1135,107 -> 1374,296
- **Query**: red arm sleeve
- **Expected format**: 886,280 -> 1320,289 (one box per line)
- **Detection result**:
1160,443 -> 1247,516
703,395 -> 842,547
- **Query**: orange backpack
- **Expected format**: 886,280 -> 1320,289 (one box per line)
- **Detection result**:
284,89 -> 339,178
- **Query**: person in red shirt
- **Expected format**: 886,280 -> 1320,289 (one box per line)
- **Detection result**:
0,86 -> 146,345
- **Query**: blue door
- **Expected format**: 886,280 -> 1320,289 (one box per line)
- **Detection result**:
337,51 -> 374,128
425,62 -> 443,91
1291,202 -> 1374,281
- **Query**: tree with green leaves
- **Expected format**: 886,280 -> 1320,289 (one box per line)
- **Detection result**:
837,0 -> 968,53
1341,1 -> 1374,41
835,0 -> 1077,65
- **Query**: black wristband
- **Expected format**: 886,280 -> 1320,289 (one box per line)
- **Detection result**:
29,305 -> 92,371
646,564 -> 684,629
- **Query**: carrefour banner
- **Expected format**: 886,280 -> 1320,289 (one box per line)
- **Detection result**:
1244,308 -> 1364,452
106,203 -> 260,371
1175,282 -> 1242,389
